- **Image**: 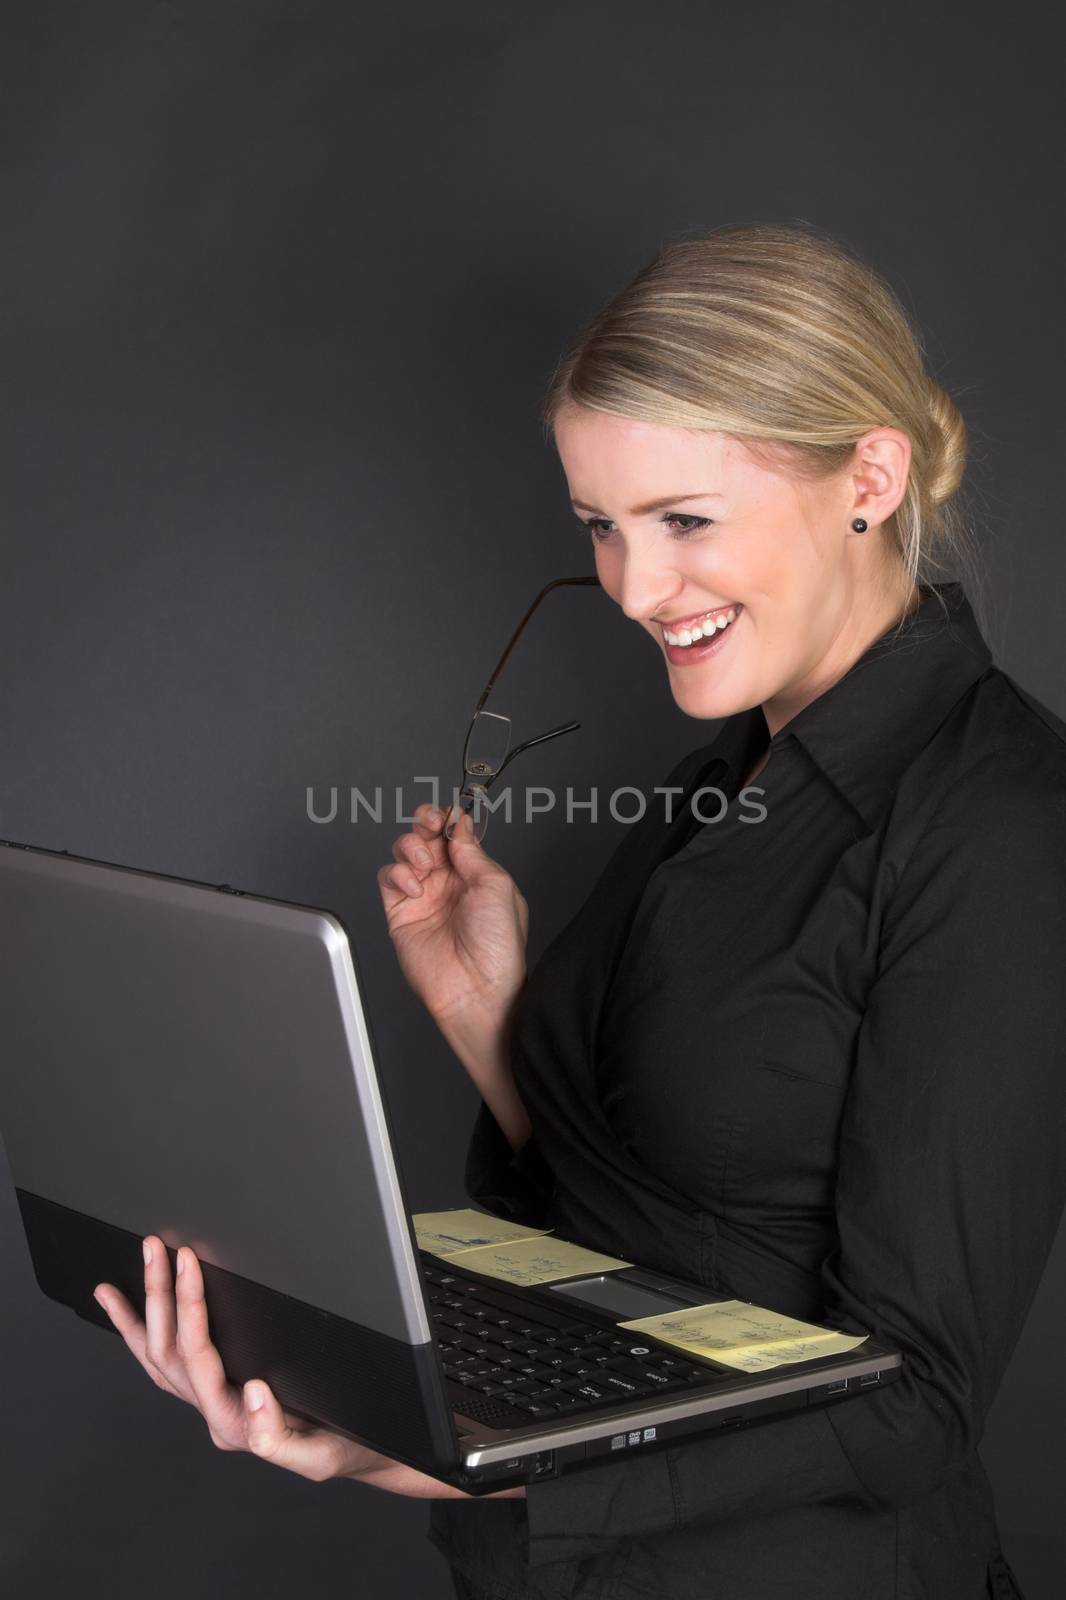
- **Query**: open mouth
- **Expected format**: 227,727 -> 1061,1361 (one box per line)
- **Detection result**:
656,604 -> 739,662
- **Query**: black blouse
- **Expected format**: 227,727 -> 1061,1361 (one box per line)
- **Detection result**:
428,581 -> 1066,1600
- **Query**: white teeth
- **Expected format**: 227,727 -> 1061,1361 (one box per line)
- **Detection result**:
664,609 -> 737,647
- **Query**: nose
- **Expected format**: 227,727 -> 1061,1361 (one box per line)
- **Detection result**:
616,547 -> 683,623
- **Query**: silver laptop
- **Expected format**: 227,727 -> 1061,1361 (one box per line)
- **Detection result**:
0,838 -> 901,1492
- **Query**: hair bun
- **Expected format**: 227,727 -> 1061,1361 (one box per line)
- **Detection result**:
926,380 -> 967,507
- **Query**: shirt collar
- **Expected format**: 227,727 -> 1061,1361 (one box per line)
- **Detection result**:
719,582 -> 995,828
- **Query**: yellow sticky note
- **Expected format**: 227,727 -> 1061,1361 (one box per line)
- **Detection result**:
411,1208 -> 553,1259
619,1300 -> 869,1373
444,1235 -> 633,1287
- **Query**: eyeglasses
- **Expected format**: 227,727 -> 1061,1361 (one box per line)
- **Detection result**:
445,575 -> 602,842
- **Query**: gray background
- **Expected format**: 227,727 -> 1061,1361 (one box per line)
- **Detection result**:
1,2 -> 1062,1595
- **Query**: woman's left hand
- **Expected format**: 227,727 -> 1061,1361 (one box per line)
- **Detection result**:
93,1236 -> 524,1499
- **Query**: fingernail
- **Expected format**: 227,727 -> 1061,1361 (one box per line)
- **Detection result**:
142,1239 -> 153,1265
414,847 -> 431,866
245,1382 -> 265,1411
426,808 -> 442,824
175,1249 -> 185,1275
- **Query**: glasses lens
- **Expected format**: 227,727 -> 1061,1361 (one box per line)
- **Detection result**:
444,784 -> 490,843
462,711 -> 511,781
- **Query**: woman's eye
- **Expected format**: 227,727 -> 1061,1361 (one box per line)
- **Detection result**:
664,514 -> 712,536
578,513 -> 712,543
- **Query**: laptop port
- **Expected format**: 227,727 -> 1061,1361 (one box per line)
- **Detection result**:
825,1379 -> 849,1395
858,1372 -> 881,1388
531,1451 -> 555,1478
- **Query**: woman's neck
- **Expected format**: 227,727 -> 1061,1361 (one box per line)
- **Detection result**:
760,578 -> 923,742
742,579 -> 925,787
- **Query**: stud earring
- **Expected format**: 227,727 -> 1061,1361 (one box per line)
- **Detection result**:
851,517 -> 868,533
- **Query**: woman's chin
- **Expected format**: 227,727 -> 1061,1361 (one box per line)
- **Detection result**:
664,654 -> 745,716
670,682 -> 745,721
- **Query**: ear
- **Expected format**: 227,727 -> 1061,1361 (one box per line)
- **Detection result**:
848,428 -> 912,529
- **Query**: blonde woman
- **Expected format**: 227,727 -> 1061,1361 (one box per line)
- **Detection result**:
99,224 -> 1066,1600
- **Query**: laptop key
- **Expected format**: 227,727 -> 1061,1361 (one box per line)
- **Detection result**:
653,1356 -> 714,1380
609,1357 -> 675,1386
529,1343 -> 565,1364
561,1378 -> 616,1403
518,1326 -> 555,1341
507,1395 -> 559,1416
600,1372 -> 645,1397
512,1343 -> 551,1362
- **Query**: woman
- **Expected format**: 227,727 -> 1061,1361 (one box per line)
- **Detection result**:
96,224 -> 1066,1598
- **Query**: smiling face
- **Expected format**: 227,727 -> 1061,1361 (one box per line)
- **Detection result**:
553,402 -> 916,736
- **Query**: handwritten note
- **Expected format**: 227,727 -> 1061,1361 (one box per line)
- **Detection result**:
619,1300 -> 869,1373
413,1207 -> 632,1285
440,1235 -> 633,1287
412,1208 -> 552,1258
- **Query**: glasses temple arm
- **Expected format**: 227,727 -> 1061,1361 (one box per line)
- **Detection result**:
491,721 -> 581,783
474,576 -> 600,714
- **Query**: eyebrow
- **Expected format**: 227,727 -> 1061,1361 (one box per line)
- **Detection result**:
571,492 -> 722,516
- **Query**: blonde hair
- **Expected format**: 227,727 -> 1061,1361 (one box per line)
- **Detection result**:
542,221 -> 983,630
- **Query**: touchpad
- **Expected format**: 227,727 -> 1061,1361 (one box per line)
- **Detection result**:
549,1274 -> 692,1320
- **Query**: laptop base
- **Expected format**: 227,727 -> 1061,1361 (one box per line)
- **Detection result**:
17,1188 -> 459,1480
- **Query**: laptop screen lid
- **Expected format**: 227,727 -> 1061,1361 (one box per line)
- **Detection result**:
0,839 -> 458,1476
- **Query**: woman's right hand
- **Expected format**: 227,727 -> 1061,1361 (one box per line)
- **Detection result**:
377,803 -> 529,1034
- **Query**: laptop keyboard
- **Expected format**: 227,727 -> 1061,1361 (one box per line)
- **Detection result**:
421,1257 -> 723,1427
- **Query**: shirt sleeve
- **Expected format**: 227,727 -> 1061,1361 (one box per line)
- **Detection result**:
522,757 -> 1066,1566
464,1098 -> 555,1230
